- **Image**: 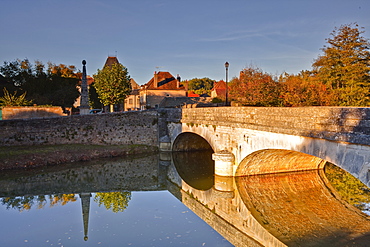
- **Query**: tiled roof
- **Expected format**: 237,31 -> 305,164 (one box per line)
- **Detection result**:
211,80 -> 227,97
144,71 -> 185,90
188,91 -> 200,97
104,56 -> 119,68
212,80 -> 226,89
77,75 -> 94,86
130,78 -> 140,90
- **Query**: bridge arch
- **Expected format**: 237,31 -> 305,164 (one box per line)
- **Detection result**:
171,132 -> 214,190
175,122 -> 370,186
235,149 -> 327,176
172,132 -> 213,152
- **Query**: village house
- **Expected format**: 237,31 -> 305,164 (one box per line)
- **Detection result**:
123,78 -> 141,111
140,71 -> 187,109
210,80 -> 227,100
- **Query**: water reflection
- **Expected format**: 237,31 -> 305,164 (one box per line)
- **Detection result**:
324,162 -> 370,214
1,151 -> 370,246
236,171 -> 370,246
172,150 -> 214,190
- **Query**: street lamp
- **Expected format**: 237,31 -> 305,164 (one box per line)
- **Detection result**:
225,61 -> 229,106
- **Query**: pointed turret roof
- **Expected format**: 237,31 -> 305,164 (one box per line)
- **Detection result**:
104,56 -> 119,68
130,78 -> 140,90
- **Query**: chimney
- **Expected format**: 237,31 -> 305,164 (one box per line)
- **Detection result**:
176,74 -> 181,88
239,70 -> 244,79
185,80 -> 188,91
154,71 -> 158,88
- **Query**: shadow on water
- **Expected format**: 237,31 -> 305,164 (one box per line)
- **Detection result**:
172,150 -> 214,190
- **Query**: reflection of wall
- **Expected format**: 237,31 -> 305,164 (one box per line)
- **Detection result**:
167,147 -> 370,247
0,154 -> 162,197
179,180 -> 285,247
166,158 -> 285,247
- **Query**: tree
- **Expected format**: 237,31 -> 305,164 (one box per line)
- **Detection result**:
93,63 -> 131,112
94,191 -> 131,213
88,81 -> 103,109
187,77 -> 215,96
0,194 -> 77,211
279,71 -> 333,106
229,66 -> 283,106
313,23 -> 370,106
0,59 -> 80,107
325,162 -> 370,212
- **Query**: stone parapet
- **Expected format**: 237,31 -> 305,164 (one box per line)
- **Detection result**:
182,106 -> 370,146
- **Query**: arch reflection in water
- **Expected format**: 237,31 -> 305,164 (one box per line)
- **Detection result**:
172,150 -> 214,190
235,166 -> 370,246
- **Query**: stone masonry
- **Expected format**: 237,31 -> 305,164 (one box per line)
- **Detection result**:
0,110 -> 159,146
181,106 -> 370,146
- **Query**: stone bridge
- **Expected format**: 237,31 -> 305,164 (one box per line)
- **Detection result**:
162,107 -> 370,187
1,106 -> 370,187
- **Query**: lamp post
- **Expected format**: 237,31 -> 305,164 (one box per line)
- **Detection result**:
224,61 -> 229,106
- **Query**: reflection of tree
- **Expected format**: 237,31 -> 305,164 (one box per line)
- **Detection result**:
325,163 -> 370,212
0,194 -> 77,211
94,192 -> 131,213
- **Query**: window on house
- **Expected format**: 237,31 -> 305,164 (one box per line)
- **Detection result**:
129,99 -> 133,104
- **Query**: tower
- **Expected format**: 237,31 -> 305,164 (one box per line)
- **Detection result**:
80,60 -> 90,115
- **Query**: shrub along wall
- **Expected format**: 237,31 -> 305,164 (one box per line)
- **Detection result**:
1,106 -> 69,120
0,110 -> 159,146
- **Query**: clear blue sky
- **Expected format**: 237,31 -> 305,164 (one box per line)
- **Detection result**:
1,0 -> 369,85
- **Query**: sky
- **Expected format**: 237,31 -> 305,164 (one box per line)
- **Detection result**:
1,0 -> 370,85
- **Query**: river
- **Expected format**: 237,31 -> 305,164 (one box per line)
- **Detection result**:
0,151 -> 369,246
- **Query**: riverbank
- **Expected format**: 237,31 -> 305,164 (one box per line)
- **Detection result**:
0,144 -> 158,171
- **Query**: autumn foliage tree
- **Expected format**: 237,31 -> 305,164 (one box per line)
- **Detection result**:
279,71 -> 333,106
313,23 -> 370,106
229,66 -> 283,106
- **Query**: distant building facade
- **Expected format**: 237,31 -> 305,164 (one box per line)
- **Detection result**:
210,80 -> 227,100
124,78 -> 141,111
140,71 -> 187,109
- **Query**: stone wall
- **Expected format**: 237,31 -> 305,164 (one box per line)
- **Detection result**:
182,106 -> 370,146
0,110 -> 159,146
1,106 -> 69,120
